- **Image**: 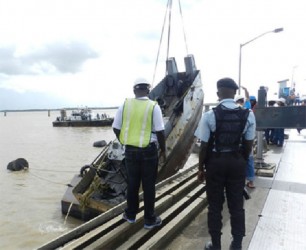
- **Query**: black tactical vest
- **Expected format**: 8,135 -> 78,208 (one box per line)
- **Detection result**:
212,104 -> 249,152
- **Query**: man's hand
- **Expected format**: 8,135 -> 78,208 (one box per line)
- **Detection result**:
241,86 -> 250,99
197,169 -> 206,183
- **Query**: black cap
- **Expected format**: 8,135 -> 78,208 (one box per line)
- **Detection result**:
217,78 -> 238,90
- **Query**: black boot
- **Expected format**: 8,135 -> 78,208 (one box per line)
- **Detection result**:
229,236 -> 243,250
204,241 -> 221,250
229,242 -> 242,250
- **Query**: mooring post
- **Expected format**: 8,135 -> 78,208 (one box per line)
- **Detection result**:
254,86 -> 276,169
255,86 -> 265,167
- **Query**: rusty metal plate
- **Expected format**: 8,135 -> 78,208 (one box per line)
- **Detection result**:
255,106 -> 306,129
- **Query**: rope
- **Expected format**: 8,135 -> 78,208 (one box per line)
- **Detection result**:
78,175 -> 103,209
78,175 -> 110,210
27,143 -> 112,192
27,168 -> 76,173
77,142 -> 114,209
178,0 -> 189,55
27,171 -> 70,186
152,0 -> 171,86
166,0 -> 173,64
151,0 -> 190,86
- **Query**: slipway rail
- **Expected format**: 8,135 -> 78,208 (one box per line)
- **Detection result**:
38,164 -> 207,249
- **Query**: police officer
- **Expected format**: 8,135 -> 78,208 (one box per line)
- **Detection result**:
195,78 -> 256,250
112,77 -> 166,229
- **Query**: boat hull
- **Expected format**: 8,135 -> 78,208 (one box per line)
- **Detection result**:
157,72 -> 203,181
52,118 -> 114,127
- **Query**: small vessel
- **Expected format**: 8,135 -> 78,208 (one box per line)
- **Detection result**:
61,54 -> 204,220
52,108 -> 114,127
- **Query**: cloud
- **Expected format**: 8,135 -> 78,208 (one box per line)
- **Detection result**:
0,88 -> 68,110
1,0 -> 306,110
0,40 -> 99,76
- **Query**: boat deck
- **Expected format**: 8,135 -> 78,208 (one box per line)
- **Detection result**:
166,129 -> 306,250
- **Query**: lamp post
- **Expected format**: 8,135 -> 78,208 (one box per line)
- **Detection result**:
291,65 -> 298,89
238,28 -> 283,94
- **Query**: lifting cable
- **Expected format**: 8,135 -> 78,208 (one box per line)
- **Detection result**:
152,0 -> 189,87
178,0 -> 189,55
166,0 -> 173,65
152,0 -> 171,86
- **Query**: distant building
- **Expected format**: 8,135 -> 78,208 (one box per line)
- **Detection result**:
277,79 -> 290,98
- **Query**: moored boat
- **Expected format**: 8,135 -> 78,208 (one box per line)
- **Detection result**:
52,108 -> 114,127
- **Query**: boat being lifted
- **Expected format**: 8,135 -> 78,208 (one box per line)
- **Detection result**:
61,54 -> 204,220
52,108 -> 114,127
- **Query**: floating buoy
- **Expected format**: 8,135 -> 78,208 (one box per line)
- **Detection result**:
93,140 -> 107,148
7,158 -> 29,171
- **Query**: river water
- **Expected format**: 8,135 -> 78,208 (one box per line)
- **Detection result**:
0,109 -> 118,249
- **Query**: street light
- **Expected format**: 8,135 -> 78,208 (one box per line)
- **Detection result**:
238,27 -> 284,94
291,65 -> 298,89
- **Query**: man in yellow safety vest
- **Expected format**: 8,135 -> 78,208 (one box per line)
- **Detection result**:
112,77 -> 166,229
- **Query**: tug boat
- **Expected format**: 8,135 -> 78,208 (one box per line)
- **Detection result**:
61,54 -> 204,220
52,108 -> 114,127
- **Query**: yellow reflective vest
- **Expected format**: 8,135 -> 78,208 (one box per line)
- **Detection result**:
120,98 -> 156,148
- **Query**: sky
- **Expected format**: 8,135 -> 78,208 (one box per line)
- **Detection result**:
0,0 -> 306,110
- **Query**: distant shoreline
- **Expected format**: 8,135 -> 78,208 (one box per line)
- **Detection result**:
0,107 -> 118,112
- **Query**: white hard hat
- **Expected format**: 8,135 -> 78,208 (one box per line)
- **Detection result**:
133,77 -> 151,88
234,94 -> 244,102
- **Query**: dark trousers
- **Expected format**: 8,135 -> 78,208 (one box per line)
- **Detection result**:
273,128 -> 284,146
205,152 -> 246,246
124,143 -> 158,223
265,128 -> 275,144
